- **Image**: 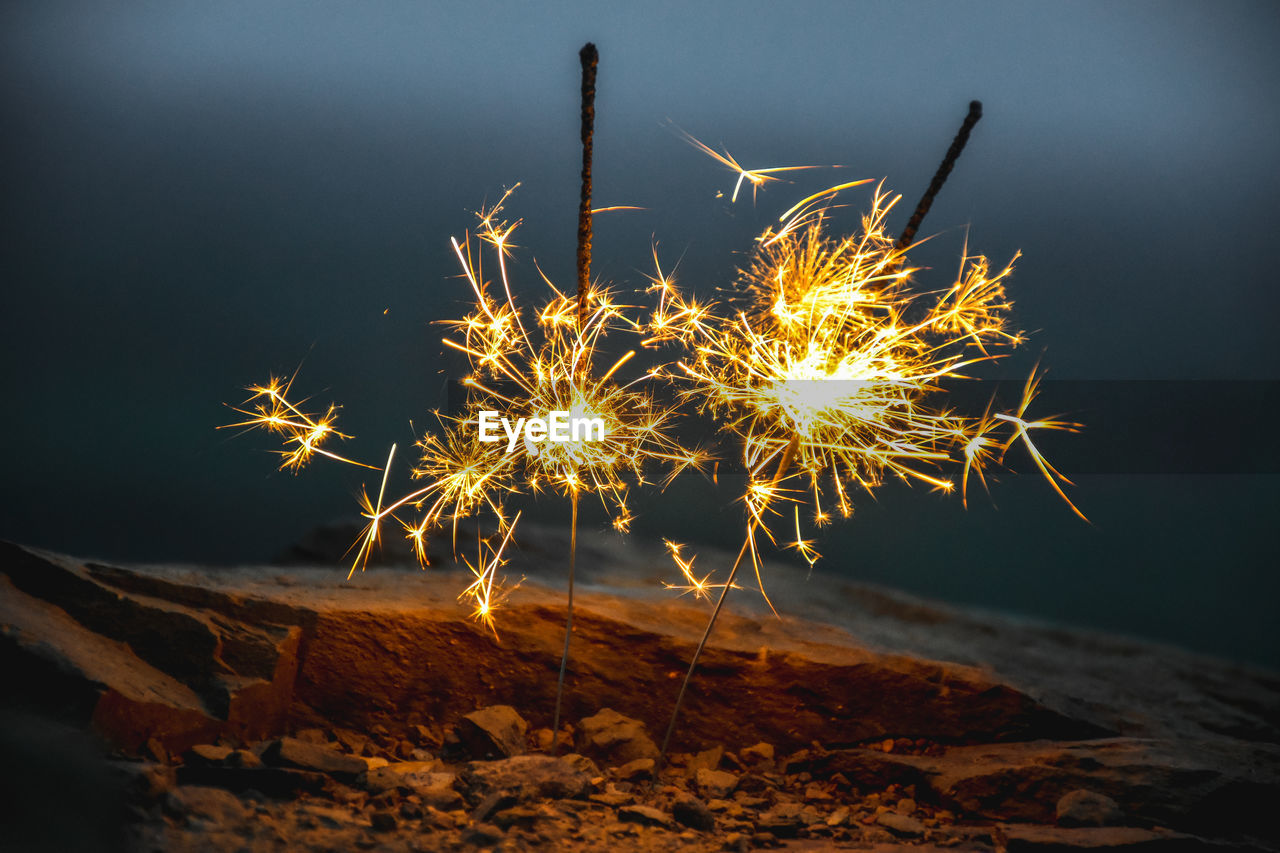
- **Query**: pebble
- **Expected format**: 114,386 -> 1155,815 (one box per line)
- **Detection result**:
740,742 -> 775,766
225,749 -> 261,769
456,705 -> 528,759
575,708 -> 660,765
673,797 -> 716,832
1056,789 -> 1124,827
262,737 -> 368,779
876,810 -> 926,837
614,757 -> 655,781
186,744 -> 233,765
461,822 -> 505,846
694,767 -> 739,799
618,804 -> 672,828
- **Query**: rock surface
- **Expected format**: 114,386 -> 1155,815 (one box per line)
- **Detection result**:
262,736 -> 369,779
3,526 -> 1280,851
673,796 -> 717,831
694,766 -> 739,799
456,704 -> 528,759
1056,789 -> 1125,827
576,707 -> 661,765
460,754 -> 593,802
0,542 -> 300,753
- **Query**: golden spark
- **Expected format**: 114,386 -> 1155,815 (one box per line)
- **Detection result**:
645,180 -> 1084,606
226,186 -> 705,630
671,123 -> 826,204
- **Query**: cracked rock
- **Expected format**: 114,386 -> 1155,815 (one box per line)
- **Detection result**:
575,708 -> 659,765
456,705 -> 528,759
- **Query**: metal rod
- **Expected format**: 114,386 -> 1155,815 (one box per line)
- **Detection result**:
576,43 -> 598,329
550,491 -> 579,755
896,100 -> 983,250
655,436 -> 800,779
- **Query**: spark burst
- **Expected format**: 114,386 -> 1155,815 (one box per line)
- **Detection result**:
226,187 -> 704,641
440,186 -> 705,534
442,186 -> 706,744
645,176 -> 1084,759
224,374 -> 373,473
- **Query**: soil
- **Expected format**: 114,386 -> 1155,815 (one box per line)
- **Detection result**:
2,525 -> 1277,851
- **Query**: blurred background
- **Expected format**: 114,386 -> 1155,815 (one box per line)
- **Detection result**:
3,1 -> 1277,666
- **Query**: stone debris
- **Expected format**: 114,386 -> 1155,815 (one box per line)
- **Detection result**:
694,767 -> 739,799
1056,788 -> 1125,827
174,762 -> 327,797
456,704 -> 528,759
3,536 -> 1279,851
739,741 -> 774,767
614,757 -> 656,781
673,796 -> 717,832
109,725 -> 1280,852
163,785 -> 250,824
361,760 -> 450,793
460,822 -> 505,846
461,754 -> 592,802
185,744 -> 233,765
262,736 -> 369,780
559,752 -> 600,776
618,804 -> 673,828
687,744 -> 725,773
575,707 -> 660,765
876,809 -> 926,837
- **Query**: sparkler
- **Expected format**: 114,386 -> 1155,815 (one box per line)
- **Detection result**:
442,183 -> 709,746
227,44 -> 707,747
226,66 -> 1081,774
646,111 -> 1084,764
226,188 -> 702,619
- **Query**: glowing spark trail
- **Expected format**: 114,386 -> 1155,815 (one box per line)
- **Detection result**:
670,123 -> 826,204
460,511 -> 524,639
224,375 -> 374,472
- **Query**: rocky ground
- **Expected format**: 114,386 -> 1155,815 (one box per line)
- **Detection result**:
2,524 -> 1278,851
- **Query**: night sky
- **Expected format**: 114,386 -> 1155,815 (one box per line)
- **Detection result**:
3,2 -> 1278,666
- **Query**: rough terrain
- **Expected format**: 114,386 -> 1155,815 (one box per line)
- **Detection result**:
2,524 -> 1277,851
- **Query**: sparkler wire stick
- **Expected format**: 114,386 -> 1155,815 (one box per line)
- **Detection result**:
550,491 -> 579,755
552,41 -> 597,755
648,104 -> 1084,771
577,42 -> 597,327
655,435 -> 800,776
896,100 -> 983,250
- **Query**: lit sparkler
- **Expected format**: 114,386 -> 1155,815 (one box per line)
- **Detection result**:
646,176 -> 1084,760
443,185 -> 706,743
227,189 -> 703,631
439,188 -> 704,531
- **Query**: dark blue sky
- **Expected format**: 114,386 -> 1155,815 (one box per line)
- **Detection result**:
3,2 -> 1278,664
